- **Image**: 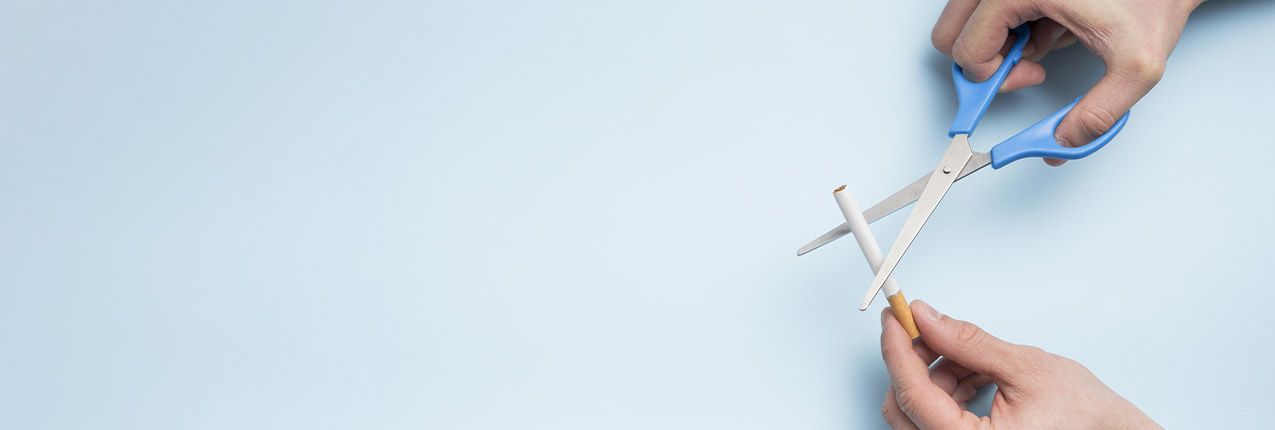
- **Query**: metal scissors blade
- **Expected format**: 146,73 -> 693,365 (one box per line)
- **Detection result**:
859,134 -> 974,310
795,151 -> 991,256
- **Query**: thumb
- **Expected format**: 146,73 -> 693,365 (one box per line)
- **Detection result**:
1050,56 -> 1164,165
910,300 -> 1031,383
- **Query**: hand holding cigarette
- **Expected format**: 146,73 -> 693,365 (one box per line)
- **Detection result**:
879,301 -> 1159,429
821,187 -> 1158,428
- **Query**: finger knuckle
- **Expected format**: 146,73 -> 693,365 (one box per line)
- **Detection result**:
1077,106 -> 1119,139
931,29 -> 951,55
954,320 -> 988,350
882,409 -> 908,429
951,44 -> 995,80
1009,346 -> 1050,373
893,384 -> 918,412
1017,345 -> 1047,358
951,38 -> 975,65
1055,355 -> 1092,375
1123,53 -> 1166,85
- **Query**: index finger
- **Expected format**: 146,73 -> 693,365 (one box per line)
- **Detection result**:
880,310 -> 970,428
931,0 -> 980,56
952,1 -> 1037,81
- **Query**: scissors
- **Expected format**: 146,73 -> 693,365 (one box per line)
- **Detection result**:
796,25 -> 1130,310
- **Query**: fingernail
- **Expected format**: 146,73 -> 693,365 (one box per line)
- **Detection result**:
880,307 -> 891,327
912,300 -> 940,322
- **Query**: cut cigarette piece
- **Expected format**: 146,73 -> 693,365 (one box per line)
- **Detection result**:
833,185 -> 921,339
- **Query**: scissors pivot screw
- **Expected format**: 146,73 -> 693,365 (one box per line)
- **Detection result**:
942,166 -> 952,174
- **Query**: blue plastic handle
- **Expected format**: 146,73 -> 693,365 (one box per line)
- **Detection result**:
948,25 -> 1031,137
988,98 -> 1130,168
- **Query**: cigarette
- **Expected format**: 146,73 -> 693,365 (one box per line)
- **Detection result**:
833,185 -> 920,339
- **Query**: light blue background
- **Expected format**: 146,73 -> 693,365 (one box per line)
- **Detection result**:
2,0 -> 1273,428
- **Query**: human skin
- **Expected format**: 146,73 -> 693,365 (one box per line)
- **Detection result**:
930,0 -> 1203,165
879,300 -> 1159,429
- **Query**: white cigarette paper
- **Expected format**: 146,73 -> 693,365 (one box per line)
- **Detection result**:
833,186 -> 902,299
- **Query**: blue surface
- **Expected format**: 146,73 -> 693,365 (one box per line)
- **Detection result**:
989,97 -> 1129,168
2,1 -> 1274,428
949,25 -> 1028,137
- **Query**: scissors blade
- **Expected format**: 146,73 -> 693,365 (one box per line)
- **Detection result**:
796,151 -> 991,256
859,135 -> 974,310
